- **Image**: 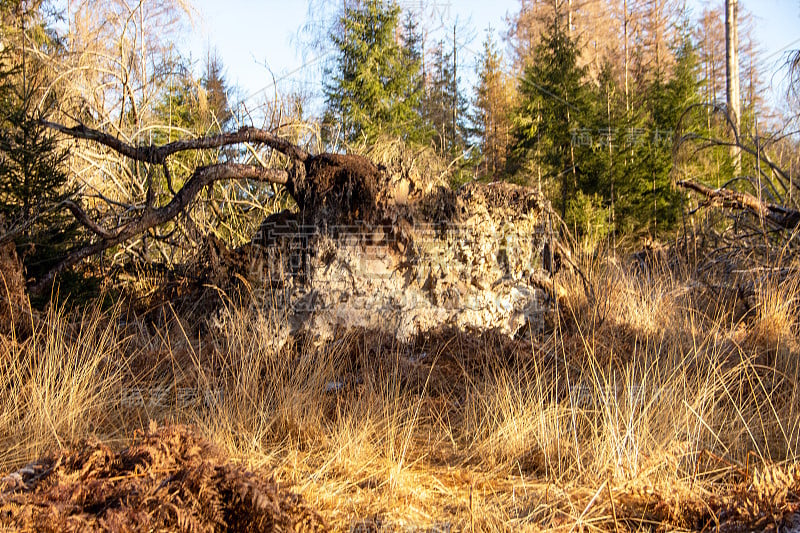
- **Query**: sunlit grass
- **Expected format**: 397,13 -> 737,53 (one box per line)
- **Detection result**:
1,251 -> 798,530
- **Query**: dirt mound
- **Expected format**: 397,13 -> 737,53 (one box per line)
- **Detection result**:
0,423 -> 326,532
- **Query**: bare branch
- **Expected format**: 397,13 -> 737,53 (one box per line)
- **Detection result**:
31,164 -> 289,295
42,121 -> 310,163
678,179 -> 800,230
60,200 -> 114,239
674,103 -> 793,190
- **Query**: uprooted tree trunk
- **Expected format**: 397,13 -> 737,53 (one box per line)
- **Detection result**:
24,121 -> 578,341
674,102 -> 800,265
30,123 -> 385,295
678,179 -> 800,231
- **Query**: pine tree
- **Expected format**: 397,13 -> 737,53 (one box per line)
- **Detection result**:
200,51 -> 234,132
617,33 -> 701,235
322,0 -> 424,146
0,0 -> 77,280
423,38 -> 468,157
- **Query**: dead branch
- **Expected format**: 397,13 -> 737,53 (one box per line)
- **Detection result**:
28,119 -> 383,295
31,163 -> 289,295
678,179 -> 800,231
41,122 -> 310,164
60,200 -> 114,239
674,103 -> 795,195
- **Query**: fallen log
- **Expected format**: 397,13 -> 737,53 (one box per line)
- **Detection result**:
678,179 -> 800,231
31,122 -> 383,295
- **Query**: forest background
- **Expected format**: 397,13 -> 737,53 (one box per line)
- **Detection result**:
3,2 -> 800,530
3,0 -> 800,287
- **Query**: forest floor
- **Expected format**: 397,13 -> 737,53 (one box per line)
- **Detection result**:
1,249 -> 799,531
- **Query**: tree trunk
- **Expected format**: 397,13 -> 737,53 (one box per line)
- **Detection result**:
624,0 -> 629,113
725,0 -> 741,171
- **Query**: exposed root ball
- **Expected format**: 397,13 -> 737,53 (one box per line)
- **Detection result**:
290,153 -> 382,225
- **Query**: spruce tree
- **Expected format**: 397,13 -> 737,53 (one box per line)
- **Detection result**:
569,60 -> 620,242
400,11 -> 428,145
323,0 -> 424,146
0,0 -> 77,281
470,31 -> 514,179
423,40 -> 468,158
509,6 -> 590,219
201,51 -> 234,132
617,36 -> 701,236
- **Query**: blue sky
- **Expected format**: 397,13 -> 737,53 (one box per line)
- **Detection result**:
186,0 -> 800,114
186,0 -> 514,109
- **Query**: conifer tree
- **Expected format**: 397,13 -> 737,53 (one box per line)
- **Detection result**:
470,31 -> 514,178
617,34 -> 701,235
200,51 -> 234,132
423,39 -> 468,157
323,0 -> 424,146
400,11 -> 428,144
0,0 -> 77,280
509,5 -> 590,218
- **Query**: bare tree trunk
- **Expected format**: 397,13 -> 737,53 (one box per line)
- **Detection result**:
624,0 -> 629,113
726,0 -> 741,171
567,0 -> 573,36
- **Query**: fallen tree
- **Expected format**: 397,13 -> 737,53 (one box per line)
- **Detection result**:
677,179 -> 800,231
673,102 -> 800,271
30,122 -> 383,295
15,121 -> 579,341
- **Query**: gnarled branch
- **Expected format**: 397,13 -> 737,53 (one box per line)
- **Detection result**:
29,120 -> 384,294
678,179 -> 800,231
60,200 -> 114,239
41,122 -> 310,164
674,103 -> 794,194
31,163 -> 289,295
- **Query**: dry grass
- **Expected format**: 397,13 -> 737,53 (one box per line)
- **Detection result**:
1,252 -> 799,531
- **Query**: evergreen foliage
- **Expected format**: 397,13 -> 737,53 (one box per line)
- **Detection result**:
506,5 -> 704,239
0,0 -> 77,280
151,56 -> 254,246
323,0 -> 425,146
201,52 -> 235,132
509,7 -> 590,220
423,38 -> 469,158
400,11 -> 428,145
614,36 -> 702,235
